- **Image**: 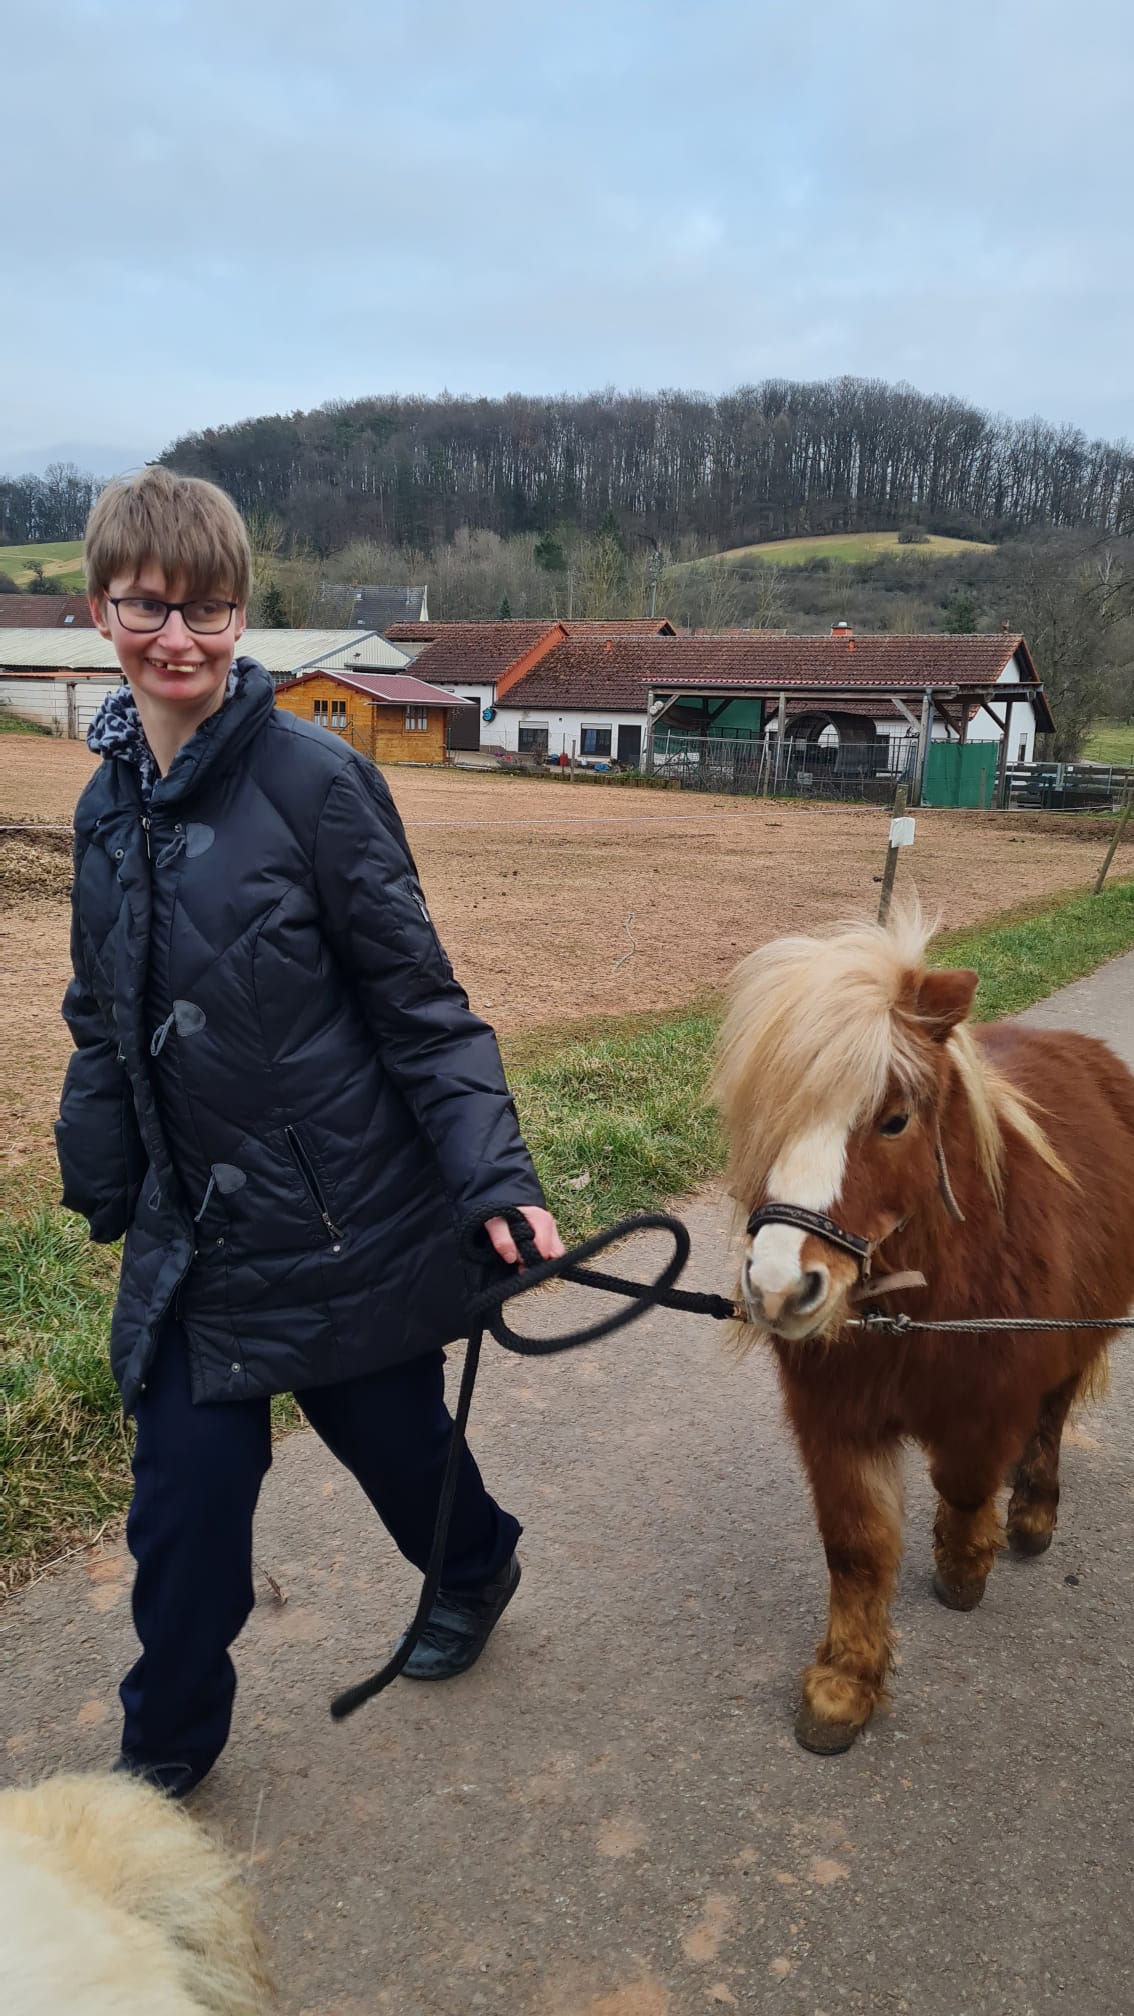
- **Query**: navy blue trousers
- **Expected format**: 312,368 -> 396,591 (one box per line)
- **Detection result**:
120,1323 -> 521,1780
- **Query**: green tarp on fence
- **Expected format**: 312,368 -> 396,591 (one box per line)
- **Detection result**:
924,741 -> 999,808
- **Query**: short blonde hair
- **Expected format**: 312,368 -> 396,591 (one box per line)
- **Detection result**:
85,466 -> 252,608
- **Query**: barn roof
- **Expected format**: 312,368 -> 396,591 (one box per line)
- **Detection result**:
384,621 -> 569,685
500,632 -> 1053,730
279,669 -> 471,707
315,584 -> 428,629
0,594 -> 95,628
0,628 -> 410,675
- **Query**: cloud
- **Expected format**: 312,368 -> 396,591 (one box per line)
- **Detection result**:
2,0 -> 1132,467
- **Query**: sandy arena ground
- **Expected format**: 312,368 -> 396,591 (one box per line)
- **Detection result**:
0,736 -> 1120,1182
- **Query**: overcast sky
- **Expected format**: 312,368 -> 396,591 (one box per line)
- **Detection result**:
4,0 -> 1132,477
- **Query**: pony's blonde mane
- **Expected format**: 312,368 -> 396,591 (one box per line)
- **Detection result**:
713,906 -> 1068,1207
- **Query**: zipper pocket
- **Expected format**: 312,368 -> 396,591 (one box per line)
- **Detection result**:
285,1125 -> 345,1244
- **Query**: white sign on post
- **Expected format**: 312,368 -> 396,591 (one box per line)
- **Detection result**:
889,816 -> 916,849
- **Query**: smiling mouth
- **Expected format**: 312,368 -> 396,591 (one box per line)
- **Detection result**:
146,659 -> 204,673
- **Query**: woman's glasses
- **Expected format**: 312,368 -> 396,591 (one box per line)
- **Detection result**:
108,596 -> 238,636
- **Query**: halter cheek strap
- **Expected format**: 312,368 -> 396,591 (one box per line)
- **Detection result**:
744,1203 -> 871,1263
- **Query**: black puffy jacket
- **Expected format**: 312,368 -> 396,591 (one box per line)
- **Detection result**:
55,661 -> 544,1412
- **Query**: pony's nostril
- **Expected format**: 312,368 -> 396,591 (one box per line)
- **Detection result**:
795,1269 -> 827,1314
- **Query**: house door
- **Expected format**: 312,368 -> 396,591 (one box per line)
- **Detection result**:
617,724 -> 642,766
447,697 -> 481,752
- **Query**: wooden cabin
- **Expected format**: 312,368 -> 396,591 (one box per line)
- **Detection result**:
273,669 -> 472,765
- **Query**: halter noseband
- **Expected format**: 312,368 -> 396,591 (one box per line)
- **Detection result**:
745,1203 -> 871,1264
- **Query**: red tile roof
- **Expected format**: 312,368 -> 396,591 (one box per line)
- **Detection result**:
501,633 -> 1051,727
560,618 -> 677,637
384,618 -> 675,643
385,620 -> 556,649
0,593 -> 94,628
280,670 -> 472,707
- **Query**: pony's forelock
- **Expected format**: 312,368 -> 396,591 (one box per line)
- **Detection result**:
714,903 -> 1068,1208
713,906 -> 936,1203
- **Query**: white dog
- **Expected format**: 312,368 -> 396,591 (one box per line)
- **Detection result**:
0,1772 -> 271,2015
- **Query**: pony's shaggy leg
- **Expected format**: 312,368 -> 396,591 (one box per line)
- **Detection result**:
930,1452 -> 1006,1610
796,1444 -> 904,1755
1008,1373 -> 1081,1557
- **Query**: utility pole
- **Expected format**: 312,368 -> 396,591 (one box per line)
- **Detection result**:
647,544 -> 663,619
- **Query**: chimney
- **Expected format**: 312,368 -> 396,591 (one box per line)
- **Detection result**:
831,622 -> 852,637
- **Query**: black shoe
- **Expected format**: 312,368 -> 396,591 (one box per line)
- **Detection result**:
112,1752 -> 209,1799
400,1554 -> 521,1681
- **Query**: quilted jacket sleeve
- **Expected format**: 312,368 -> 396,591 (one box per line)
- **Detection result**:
312,760 -> 545,1235
55,885 -> 146,1244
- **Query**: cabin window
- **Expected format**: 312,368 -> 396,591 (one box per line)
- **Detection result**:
331,700 -> 347,730
579,725 -> 612,757
405,707 -> 429,732
313,699 -> 329,722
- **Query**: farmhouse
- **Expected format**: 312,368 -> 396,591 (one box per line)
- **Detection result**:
384,618 -> 677,754
273,668 -> 471,763
396,624 -> 1050,804
0,628 -> 410,738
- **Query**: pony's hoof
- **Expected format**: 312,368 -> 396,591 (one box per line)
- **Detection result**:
794,1704 -> 863,1755
1008,1524 -> 1054,1558
932,1569 -> 986,1611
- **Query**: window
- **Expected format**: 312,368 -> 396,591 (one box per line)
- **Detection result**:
579,725 -> 612,757
331,700 -> 347,730
405,706 -> 429,732
518,726 -> 549,755
1017,736 -> 1028,763
313,699 -> 329,722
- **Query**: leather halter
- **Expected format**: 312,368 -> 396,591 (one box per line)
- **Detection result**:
744,1129 -> 964,1302
745,1203 -> 871,1263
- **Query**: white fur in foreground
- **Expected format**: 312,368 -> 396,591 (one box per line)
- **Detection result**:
0,1772 -> 271,2016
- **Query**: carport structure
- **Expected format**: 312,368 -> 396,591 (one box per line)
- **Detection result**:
641,630 -> 1053,805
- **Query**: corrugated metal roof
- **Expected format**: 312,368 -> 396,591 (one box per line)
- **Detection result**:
0,629 -> 410,674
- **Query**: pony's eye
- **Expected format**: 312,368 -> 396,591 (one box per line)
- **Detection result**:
880,1111 -> 910,1137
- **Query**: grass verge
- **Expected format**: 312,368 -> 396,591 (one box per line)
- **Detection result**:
0,711 -> 50,735
1082,720 -> 1134,765
3,879 -> 1134,1591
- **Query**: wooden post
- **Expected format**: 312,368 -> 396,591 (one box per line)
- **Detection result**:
877,784 -> 910,924
995,699 -> 1015,808
910,690 -> 932,806
1094,790 -> 1133,895
66,681 -> 78,740
773,690 -> 786,793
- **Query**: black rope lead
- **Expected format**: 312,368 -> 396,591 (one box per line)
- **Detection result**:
330,1210 -> 739,1720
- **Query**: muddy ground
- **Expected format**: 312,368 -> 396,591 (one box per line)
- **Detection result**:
0,737 -> 1123,1182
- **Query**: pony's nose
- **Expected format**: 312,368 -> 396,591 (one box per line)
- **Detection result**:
746,1262 -> 830,1324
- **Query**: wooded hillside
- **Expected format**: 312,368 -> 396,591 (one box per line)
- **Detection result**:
156,379 -> 1134,556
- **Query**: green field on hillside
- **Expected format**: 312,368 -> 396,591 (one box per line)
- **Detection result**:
698,530 -> 994,569
0,540 -> 86,591
1082,721 -> 1134,765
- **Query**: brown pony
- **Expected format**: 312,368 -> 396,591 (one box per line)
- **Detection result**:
714,908 -> 1134,1755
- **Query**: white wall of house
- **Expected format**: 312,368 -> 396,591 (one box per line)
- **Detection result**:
493,704 -> 649,764
0,674 -> 123,736
429,679 -> 497,718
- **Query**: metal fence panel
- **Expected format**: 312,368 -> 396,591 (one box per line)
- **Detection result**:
652,732 -> 919,802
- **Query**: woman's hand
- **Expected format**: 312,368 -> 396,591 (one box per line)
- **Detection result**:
484,1206 -> 566,1267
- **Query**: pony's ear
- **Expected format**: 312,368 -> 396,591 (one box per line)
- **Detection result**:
913,968 -> 979,1041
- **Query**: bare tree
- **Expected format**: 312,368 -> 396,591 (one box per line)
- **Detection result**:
995,534 -> 1134,758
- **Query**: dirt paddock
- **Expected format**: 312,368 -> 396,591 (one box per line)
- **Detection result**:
0,736 -> 1119,1180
